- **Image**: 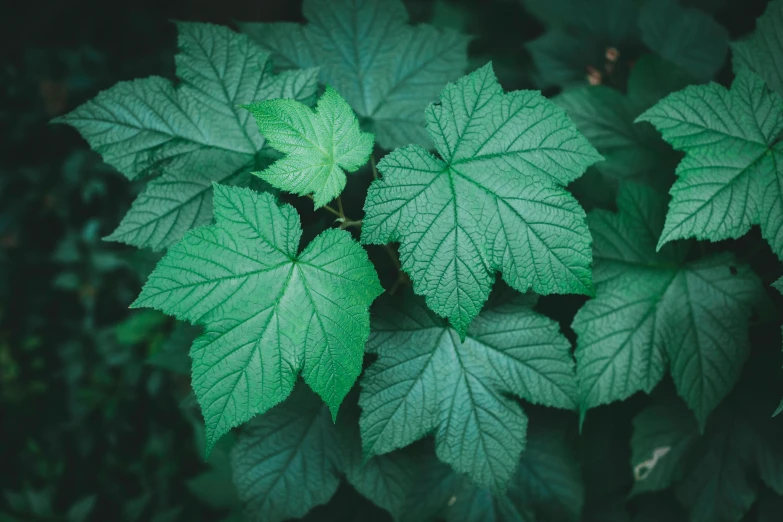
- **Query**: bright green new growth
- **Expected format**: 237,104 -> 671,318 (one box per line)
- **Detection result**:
359,293 -> 577,492
573,184 -> 764,427
637,69 -> 783,259
132,184 -> 382,454
54,22 -> 318,251
732,0 -> 783,99
243,86 -> 374,208
362,63 -> 602,336
240,0 -> 469,149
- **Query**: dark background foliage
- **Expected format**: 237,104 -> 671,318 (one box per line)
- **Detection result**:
1,0 -> 779,521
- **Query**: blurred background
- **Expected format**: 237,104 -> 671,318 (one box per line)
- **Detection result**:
0,0 -> 774,521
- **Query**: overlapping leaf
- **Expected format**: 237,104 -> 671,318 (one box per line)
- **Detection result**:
363,63 -> 601,336
231,385 -> 425,522
525,0 -> 726,89
632,393 -> 783,522
394,418 -> 583,522
573,184 -> 764,426
240,0 -> 469,149
359,292 -> 577,491
243,86 -> 374,207
132,185 -> 382,453
556,55 -> 692,187
54,22 -> 318,250
637,69 -> 783,258
732,0 -> 783,98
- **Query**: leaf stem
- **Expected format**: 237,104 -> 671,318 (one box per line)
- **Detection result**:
307,194 -> 361,230
370,154 -> 379,180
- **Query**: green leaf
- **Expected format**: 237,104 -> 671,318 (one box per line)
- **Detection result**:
732,0 -> 783,98
362,63 -> 601,336
231,384 -> 422,522
54,22 -> 318,250
573,183 -> 764,426
638,0 -> 728,81
395,417 -> 583,522
675,406 -> 759,522
359,292 -> 577,492
636,68 -> 783,258
243,86 -> 374,208
556,55 -> 692,186
230,385 -> 344,522
240,0 -> 469,149
132,184 -> 382,453
630,397 -> 699,495
525,0 -> 639,89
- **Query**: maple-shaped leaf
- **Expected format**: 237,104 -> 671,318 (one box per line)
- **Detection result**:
54,22 -> 318,250
243,86 -> 374,208
556,55 -> 693,187
358,291 -> 577,492
395,418 -> 583,522
240,0 -> 469,149
573,184 -> 764,427
637,68 -> 783,258
362,63 -> 601,336
231,384 -> 422,522
732,0 -> 783,98
132,184 -> 382,453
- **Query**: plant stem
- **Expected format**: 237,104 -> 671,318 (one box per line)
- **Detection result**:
307,194 -> 361,229
370,154 -> 379,180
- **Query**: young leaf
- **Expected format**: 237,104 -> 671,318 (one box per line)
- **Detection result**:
556,55 -> 693,186
636,69 -> 783,258
362,63 -> 601,336
132,185 -> 382,453
240,0 -> 469,149
359,292 -> 577,492
573,184 -> 764,426
54,22 -> 318,250
638,0 -> 728,81
243,86 -> 374,208
732,0 -> 783,98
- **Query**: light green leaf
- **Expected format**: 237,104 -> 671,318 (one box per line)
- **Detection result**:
573,184 -> 764,426
636,68 -> 783,258
359,292 -> 577,492
362,63 -> 601,336
54,22 -> 318,250
732,0 -> 783,98
240,0 -> 469,149
630,397 -> 699,495
243,86 -> 374,208
133,184 -> 382,453
638,0 -> 728,81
